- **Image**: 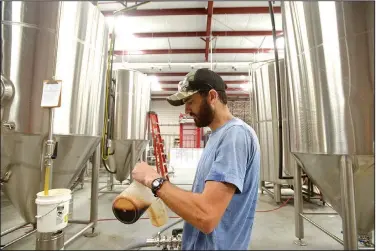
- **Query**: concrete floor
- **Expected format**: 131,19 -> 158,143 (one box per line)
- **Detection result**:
0,171 -> 359,250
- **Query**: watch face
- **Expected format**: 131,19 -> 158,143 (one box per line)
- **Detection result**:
152,180 -> 160,187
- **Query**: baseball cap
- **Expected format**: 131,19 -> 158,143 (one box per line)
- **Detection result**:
166,68 -> 227,106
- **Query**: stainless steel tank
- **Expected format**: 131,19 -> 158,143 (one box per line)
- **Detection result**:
250,60 -> 294,186
1,1 -> 108,224
106,69 -> 151,182
282,1 -> 374,235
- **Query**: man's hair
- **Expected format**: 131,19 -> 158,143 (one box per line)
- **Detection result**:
199,90 -> 228,105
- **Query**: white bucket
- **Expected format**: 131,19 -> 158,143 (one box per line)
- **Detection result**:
35,189 -> 72,233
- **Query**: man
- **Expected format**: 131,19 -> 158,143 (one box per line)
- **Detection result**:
132,68 -> 260,250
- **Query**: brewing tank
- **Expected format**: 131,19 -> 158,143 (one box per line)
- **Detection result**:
282,1 -> 374,234
1,1 -> 108,223
106,69 -> 151,182
250,59 -> 294,185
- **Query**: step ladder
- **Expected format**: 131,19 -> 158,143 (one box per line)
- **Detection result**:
148,111 -> 169,180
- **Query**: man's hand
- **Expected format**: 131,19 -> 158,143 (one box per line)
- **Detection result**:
132,162 -> 162,188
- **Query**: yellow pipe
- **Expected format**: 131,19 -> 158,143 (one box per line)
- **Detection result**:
43,166 -> 50,195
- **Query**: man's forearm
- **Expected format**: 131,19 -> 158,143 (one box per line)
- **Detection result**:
156,181 -> 214,234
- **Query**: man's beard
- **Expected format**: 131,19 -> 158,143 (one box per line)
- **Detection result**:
190,99 -> 214,128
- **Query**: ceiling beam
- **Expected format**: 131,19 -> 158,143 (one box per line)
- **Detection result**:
159,80 -> 248,85
150,72 -> 249,76
205,1 -> 214,62
113,48 -> 274,55
102,6 -> 281,17
109,30 -> 283,38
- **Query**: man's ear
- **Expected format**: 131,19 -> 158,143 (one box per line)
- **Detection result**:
208,89 -> 218,105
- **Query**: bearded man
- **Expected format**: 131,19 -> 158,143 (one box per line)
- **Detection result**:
132,68 -> 260,250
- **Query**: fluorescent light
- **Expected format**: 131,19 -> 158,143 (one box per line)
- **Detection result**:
149,76 -> 162,91
241,82 -> 251,91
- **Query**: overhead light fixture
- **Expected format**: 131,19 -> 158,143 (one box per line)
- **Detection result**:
149,76 -> 162,91
241,82 -> 251,91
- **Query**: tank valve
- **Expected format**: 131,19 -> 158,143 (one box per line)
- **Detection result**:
0,171 -> 12,185
1,75 -> 14,103
2,121 -> 15,130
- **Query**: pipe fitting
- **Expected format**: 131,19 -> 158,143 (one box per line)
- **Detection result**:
2,121 -> 15,130
45,140 -> 55,157
1,171 -> 12,185
1,75 -> 14,103
146,234 -> 182,250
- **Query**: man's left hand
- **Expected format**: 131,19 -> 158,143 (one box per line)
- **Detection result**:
132,161 -> 162,188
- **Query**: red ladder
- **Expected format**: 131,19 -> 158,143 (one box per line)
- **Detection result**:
148,111 -> 169,180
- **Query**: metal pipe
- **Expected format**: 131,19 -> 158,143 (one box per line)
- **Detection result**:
1,222 -> 29,237
274,184 -> 282,203
44,108 -> 56,191
300,213 -> 344,245
109,172 -> 114,190
99,185 -> 109,191
90,145 -> 100,229
47,108 -> 54,142
63,222 -> 94,247
293,161 -> 304,242
0,229 -> 37,249
98,190 -> 121,194
129,141 -> 136,183
153,218 -> 184,238
113,1 -> 150,15
210,35 -> 213,70
261,186 -> 275,199
302,212 -> 338,215
340,156 -> 358,250
68,220 -> 90,225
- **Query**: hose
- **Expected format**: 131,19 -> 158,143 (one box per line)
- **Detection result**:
102,158 -> 116,174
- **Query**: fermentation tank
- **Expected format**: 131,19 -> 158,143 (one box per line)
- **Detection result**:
105,69 -> 151,182
250,59 -> 294,191
1,1 -> 108,224
282,1 -> 374,236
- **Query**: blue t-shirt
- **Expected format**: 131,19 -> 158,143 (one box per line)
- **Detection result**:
181,117 -> 260,250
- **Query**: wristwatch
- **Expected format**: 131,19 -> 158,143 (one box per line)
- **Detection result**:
151,177 -> 167,197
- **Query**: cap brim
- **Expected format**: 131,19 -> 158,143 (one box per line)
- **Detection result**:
166,90 -> 198,106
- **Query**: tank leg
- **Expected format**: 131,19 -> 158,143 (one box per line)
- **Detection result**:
340,156 -> 358,250
109,173 -> 114,191
84,145 -> 100,238
274,183 -> 281,203
129,141 -> 136,183
260,181 -> 265,194
293,161 -> 307,246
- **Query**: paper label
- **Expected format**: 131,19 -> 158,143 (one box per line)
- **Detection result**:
41,80 -> 62,108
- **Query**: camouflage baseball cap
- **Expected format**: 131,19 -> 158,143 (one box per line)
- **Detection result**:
166,68 -> 227,106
